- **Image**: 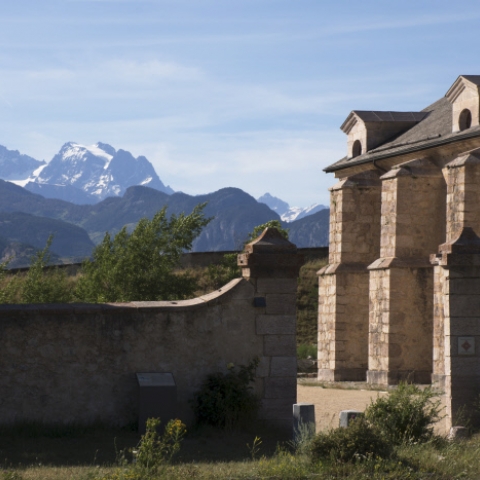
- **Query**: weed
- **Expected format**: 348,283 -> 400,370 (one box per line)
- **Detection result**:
246,436 -> 262,461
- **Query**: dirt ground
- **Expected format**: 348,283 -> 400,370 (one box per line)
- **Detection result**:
297,381 -> 448,434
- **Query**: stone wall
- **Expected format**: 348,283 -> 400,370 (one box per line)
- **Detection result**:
0,228 -> 301,428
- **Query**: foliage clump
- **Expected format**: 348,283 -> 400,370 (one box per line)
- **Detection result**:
310,418 -> 391,463
191,358 -> 260,429
310,382 -> 442,465
364,382 -> 443,445
21,236 -> 74,304
206,253 -> 240,290
75,204 -> 210,302
134,418 -> 186,472
246,220 -> 289,243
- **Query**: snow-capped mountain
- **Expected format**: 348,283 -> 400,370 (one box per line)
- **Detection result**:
0,145 -> 46,180
12,142 -> 173,203
36,142 -> 174,200
258,192 -> 327,222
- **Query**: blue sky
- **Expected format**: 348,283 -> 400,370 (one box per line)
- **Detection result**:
1,1 -> 480,206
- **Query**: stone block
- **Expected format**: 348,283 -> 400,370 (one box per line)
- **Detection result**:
450,296 -> 480,317
264,377 -> 297,399
256,356 -> 270,377
256,315 -> 295,335
257,278 -> 297,294
264,335 -> 296,356
270,357 -> 297,377
259,398 -> 295,420
265,294 -> 296,315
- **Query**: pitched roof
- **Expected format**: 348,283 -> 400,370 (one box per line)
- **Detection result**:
340,110 -> 427,134
325,96 -> 480,173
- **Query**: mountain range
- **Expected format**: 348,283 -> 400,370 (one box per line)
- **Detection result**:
257,192 -> 327,222
10,142 -> 173,203
0,142 -> 330,266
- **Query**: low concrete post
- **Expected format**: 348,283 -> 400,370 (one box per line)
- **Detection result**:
339,410 -> 363,428
238,228 -> 303,429
293,403 -> 316,439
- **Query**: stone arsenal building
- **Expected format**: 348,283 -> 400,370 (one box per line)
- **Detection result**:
319,75 -> 480,428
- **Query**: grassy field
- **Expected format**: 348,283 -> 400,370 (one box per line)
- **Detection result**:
2,422 -> 480,479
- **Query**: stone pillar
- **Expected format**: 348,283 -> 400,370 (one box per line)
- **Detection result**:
318,171 -> 381,381
367,158 -> 445,385
238,228 -> 303,428
432,148 -> 480,428
445,149 -> 480,242
431,228 -> 480,430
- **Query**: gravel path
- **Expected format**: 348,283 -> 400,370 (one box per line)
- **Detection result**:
297,382 -> 448,434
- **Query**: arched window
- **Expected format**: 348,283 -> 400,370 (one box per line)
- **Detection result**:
352,140 -> 362,158
459,109 -> 472,131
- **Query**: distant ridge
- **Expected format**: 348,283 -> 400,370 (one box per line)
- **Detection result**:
0,180 -> 329,251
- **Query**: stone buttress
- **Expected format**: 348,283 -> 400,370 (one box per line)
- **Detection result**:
431,148 -> 480,429
367,158 -> 445,385
317,171 -> 381,381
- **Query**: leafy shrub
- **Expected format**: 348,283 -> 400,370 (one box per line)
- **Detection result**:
310,418 -> 391,463
206,253 -> 240,290
20,236 -> 74,304
191,358 -> 260,429
297,343 -> 317,359
246,220 -> 289,243
0,260 -> 15,304
365,382 -> 442,445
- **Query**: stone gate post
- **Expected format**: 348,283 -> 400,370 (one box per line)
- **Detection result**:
317,171 -> 382,381
238,228 -> 303,428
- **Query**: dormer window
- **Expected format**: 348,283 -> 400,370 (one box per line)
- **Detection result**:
446,75 -> 480,132
352,140 -> 362,157
341,111 -> 427,159
459,108 -> 472,131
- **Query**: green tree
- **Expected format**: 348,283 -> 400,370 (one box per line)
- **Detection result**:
21,235 -> 74,304
75,204 -> 211,302
246,220 -> 289,243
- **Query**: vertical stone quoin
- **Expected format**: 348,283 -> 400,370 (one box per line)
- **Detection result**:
318,170 -> 381,381
430,227 -> 480,430
237,228 -> 303,428
367,158 -> 445,385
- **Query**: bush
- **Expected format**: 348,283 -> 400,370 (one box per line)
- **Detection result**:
310,418 -> 391,463
297,343 -> 317,359
246,220 -> 289,243
191,358 -> 260,429
20,236 -> 74,304
206,253 -> 240,290
365,382 -> 442,445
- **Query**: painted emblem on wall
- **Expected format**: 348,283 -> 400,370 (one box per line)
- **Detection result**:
458,337 -> 475,355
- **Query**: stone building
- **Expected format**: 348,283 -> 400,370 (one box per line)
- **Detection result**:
318,75 -> 480,428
